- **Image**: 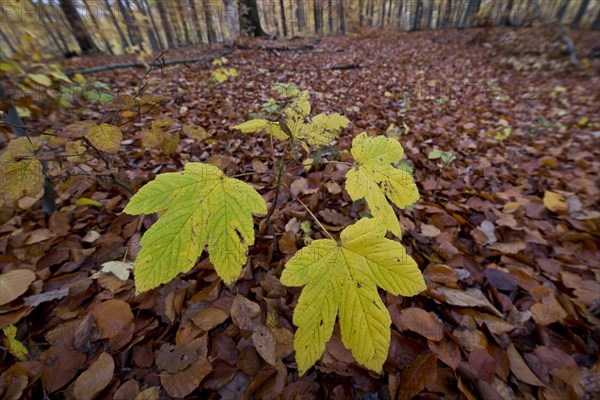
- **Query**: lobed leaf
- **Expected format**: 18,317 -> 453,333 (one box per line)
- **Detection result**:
280,218 -> 426,375
233,119 -> 288,140
124,163 -> 266,293
346,132 -> 419,236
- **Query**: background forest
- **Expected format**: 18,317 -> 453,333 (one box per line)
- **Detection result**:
1,0 -> 599,56
0,1 -> 599,400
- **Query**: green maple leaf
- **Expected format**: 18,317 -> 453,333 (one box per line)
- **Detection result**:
280,218 -> 426,375
124,163 -> 266,293
345,132 -> 419,236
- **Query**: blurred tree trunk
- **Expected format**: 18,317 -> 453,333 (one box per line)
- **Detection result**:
413,0 -> 423,30
203,1 -> 216,43
117,0 -> 144,49
386,0 -> 393,25
593,10 -> 600,30
25,2 -> 66,53
427,0 -> 434,28
500,0 -> 513,26
176,0 -> 191,44
328,0 -> 334,32
143,0 -> 164,48
555,0 -> 568,23
314,0 -> 322,33
189,0 -> 205,43
359,0 -> 364,27
132,0 -> 160,49
460,0 -> 480,28
337,0 -> 345,33
82,0 -> 114,54
58,0 -> 98,53
367,0 -> 374,27
103,0 -> 130,50
240,0 -> 266,36
379,0 -> 386,28
297,0 -> 306,30
156,0 -> 175,47
396,0 -> 404,29
223,0 -> 239,39
571,0 -> 590,29
280,0 -> 288,36
442,0 -> 453,28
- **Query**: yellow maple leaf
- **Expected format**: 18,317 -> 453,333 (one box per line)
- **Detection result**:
280,218 -> 425,375
233,119 -> 288,141
345,132 -> 419,236
124,163 -> 266,293
2,325 -> 28,361
233,91 -> 349,148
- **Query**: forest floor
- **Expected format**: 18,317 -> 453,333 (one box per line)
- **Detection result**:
1,28 -> 600,399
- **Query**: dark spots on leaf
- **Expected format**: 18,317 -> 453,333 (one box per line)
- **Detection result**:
357,282 -> 362,288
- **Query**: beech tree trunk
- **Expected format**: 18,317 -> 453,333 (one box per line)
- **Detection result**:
223,0 -> 240,39
314,0 -> 322,33
156,0 -> 175,47
82,0 -> 114,54
58,0 -> 97,53
571,0 -> 590,29
280,0 -> 288,36
240,0 -> 266,36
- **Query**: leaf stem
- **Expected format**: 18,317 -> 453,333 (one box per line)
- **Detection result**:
282,184 -> 335,241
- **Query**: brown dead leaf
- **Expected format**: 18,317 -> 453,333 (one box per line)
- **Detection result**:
92,299 -> 134,339
397,353 -> 438,400
468,348 -> 496,382
191,307 -> 229,331
252,324 -> 278,366
0,269 -> 36,305
506,343 -> 545,387
421,224 -> 442,238
134,386 -> 160,400
391,307 -> 444,341
436,287 -> 503,317
113,380 -> 140,400
159,357 -> 212,398
231,294 -> 261,332
155,343 -> 197,374
73,353 -> 114,400
40,344 -> 86,393
428,336 -> 461,369
530,286 -> 567,326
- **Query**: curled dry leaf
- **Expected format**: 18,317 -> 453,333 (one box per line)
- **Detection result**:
436,287 -> 503,317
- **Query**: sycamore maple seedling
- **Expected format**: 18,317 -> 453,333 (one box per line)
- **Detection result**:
126,91 -> 425,375
124,163 -> 266,293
